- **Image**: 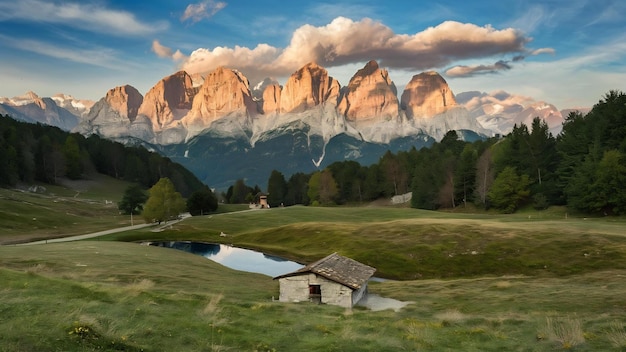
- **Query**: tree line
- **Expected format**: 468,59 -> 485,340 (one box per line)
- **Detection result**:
225,91 -> 626,215
0,114 -> 204,197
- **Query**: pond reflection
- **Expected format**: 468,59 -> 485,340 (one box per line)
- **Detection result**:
148,241 -> 303,277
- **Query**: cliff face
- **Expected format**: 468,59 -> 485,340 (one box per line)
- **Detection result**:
0,91 -> 80,130
401,71 -> 457,119
138,71 -> 197,130
279,62 -> 341,113
103,85 -> 143,122
337,60 -> 399,124
73,85 -> 144,138
182,67 -> 256,136
71,61 -> 492,145
261,83 -> 282,115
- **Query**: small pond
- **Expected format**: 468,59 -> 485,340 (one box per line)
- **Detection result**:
148,241 -> 303,277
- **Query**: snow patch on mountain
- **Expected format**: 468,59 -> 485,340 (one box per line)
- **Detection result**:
456,90 -> 571,135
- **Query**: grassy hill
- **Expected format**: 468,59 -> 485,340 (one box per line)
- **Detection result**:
2,183 -> 626,350
107,206 -> 626,280
0,175 -> 135,245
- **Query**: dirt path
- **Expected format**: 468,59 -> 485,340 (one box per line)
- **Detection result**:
11,209 -> 261,246
13,222 -> 156,246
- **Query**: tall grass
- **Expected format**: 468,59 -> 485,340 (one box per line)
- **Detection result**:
2,241 -> 626,350
3,188 -> 626,350
540,316 -> 586,349
0,175 -> 134,244
105,206 -> 626,280
607,321 -> 626,349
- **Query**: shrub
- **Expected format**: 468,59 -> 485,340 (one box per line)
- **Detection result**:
539,316 -> 585,349
607,320 -> 626,349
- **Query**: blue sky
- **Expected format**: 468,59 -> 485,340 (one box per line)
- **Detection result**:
0,0 -> 624,108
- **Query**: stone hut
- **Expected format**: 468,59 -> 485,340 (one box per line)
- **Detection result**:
273,253 -> 376,308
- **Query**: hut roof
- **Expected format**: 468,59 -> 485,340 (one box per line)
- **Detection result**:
274,253 -> 376,290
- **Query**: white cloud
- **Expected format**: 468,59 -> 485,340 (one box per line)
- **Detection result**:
181,0 -> 227,24
309,3 -> 377,22
508,4 -> 555,33
0,0 -> 168,36
448,35 -> 626,109
168,17 -> 532,84
152,40 -> 185,61
182,44 -> 280,83
0,34 -> 128,70
530,48 -> 556,56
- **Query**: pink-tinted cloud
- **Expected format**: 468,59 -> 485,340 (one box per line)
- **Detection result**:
446,46 -> 555,77
445,60 -> 512,77
530,47 -> 556,55
161,17 -> 537,83
181,0 -> 227,24
151,40 -> 185,61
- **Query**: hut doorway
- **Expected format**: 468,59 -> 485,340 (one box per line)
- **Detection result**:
309,284 -> 321,303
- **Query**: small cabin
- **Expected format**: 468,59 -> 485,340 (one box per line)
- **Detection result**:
259,194 -> 269,208
273,253 -> 376,308
250,193 -> 270,209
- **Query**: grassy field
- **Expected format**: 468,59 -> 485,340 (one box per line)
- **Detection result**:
106,206 -> 626,280
2,185 -> 626,350
0,175 -> 134,244
2,241 -> 626,351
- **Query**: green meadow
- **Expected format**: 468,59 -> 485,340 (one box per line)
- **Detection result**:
1,183 -> 626,351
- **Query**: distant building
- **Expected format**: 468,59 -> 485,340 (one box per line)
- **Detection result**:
259,194 -> 269,208
274,253 -> 376,308
250,192 -> 270,209
391,192 -> 412,204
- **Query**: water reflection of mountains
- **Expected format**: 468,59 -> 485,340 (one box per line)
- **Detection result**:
149,241 -> 220,256
149,241 -> 292,263
263,254 -> 290,262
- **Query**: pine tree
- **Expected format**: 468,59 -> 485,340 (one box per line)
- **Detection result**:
488,167 -> 530,213
285,172 -> 310,205
187,186 -> 218,216
63,135 -> 82,179
267,170 -> 287,207
118,184 -> 148,225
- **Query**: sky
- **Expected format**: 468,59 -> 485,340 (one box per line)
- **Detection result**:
0,0 -> 624,109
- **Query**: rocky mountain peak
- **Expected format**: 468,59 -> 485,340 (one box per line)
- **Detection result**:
27,91 -> 49,110
182,66 -> 257,136
280,62 -> 341,113
25,91 -> 39,100
104,85 -> 143,122
252,77 -> 280,101
401,71 -> 457,119
6,91 -> 48,109
261,84 -> 282,115
138,70 -> 197,130
356,60 -> 381,78
50,94 -> 94,117
337,60 -> 399,123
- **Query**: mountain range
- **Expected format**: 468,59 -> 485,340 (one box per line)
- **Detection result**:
0,60 -> 588,190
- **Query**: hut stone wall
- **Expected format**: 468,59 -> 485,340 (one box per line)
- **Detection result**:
278,273 -> 355,308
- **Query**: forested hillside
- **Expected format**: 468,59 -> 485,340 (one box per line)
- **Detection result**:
240,91 -> 625,215
0,115 -> 204,196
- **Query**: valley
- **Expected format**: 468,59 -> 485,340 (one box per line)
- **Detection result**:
1,182 -> 625,350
